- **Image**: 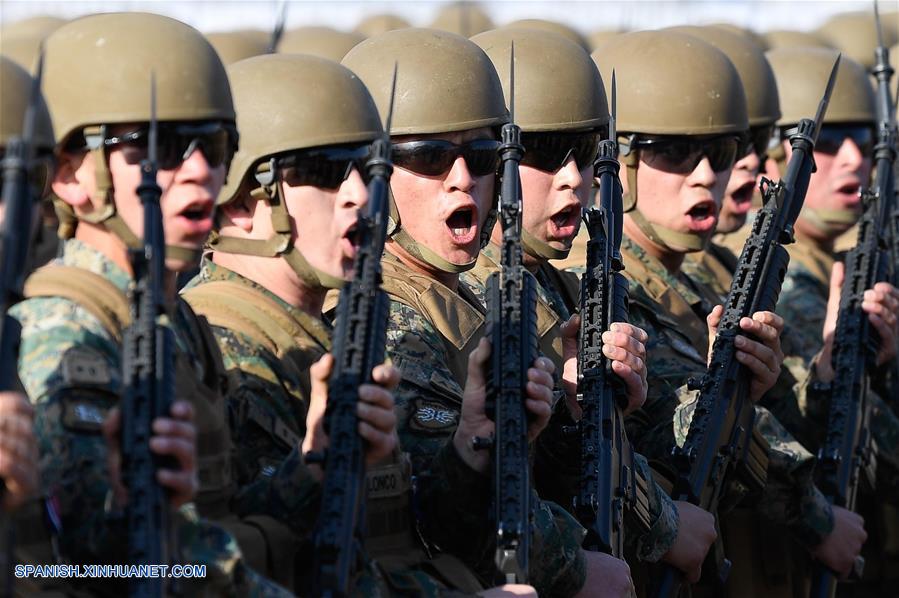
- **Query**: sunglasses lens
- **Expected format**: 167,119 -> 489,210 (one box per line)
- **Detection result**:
107,123 -> 236,170
749,125 -> 774,158
392,140 -> 456,176
281,145 -> 370,190
639,136 -> 737,173
521,132 -> 599,172
705,137 -> 738,171
816,126 -> 873,156
462,140 -> 501,176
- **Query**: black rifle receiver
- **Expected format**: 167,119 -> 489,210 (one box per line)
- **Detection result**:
654,56 -> 841,598
120,74 -> 176,598
575,71 -> 652,558
482,43 -> 539,584
311,64 -> 397,598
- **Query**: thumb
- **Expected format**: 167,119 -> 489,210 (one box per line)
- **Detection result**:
829,260 -> 845,292
823,262 -> 845,343
311,353 -> 335,385
561,314 -> 580,361
466,337 -> 491,392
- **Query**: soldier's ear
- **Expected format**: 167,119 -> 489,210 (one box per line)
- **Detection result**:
51,150 -> 91,210
218,193 -> 257,234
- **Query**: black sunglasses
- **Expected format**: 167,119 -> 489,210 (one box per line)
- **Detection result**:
814,125 -> 874,156
520,130 -> 602,173
101,121 -> 238,170
631,134 -> 740,174
739,124 -> 775,161
391,139 -> 501,177
277,143 -> 371,190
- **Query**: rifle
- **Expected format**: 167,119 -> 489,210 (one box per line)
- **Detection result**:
0,52 -> 45,598
575,72 -> 652,558
653,56 -> 841,598
120,75 -> 175,598
811,7 -> 897,594
310,65 -> 397,598
266,0 -> 288,54
481,44 -> 538,584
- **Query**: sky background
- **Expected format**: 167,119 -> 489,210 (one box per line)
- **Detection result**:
0,1 -> 885,35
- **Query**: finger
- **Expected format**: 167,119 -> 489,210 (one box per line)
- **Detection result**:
526,380 -> 553,406
739,317 -> 780,343
602,344 -> 645,373
358,384 -> 395,411
371,363 -> 401,390
863,299 -> 898,327
156,469 -> 196,500
152,417 -> 196,442
602,330 -> 646,359
358,422 -> 396,454
311,353 -> 335,384
169,400 -> 194,423
561,314 -> 580,338
611,360 -> 644,399
707,305 -> 724,333
872,283 -> 899,313
103,407 -> 121,446
611,322 -> 649,344
466,337 -> 491,389
830,261 -> 845,291
525,397 -> 552,421
735,348 -> 776,382
356,400 -> 397,433
0,393 -> 33,417
527,366 -> 554,390
149,436 -> 194,471
531,356 -> 555,376
736,335 -> 779,372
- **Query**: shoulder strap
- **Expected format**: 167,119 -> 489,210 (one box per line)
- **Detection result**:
24,265 -> 131,341
182,280 -> 308,360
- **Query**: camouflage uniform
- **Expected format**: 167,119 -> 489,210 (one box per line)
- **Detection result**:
381,251 -> 589,597
184,260 -> 486,597
10,238 -> 290,596
461,242 -> 680,563
613,236 -> 836,549
681,242 -> 738,300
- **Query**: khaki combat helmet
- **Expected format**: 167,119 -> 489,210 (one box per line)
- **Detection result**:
354,14 -> 411,37
206,30 -> 269,65
212,53 -> 383,289
761,30 -> 832,52
505,19 -> 590,50
277,27 -> 365,62
767,47 -> 875,234
430,2 -> 494,37
472,27 -> 609,260
42,12 -> 235,260
0,16 -> 66,71
342,28 -> 508,273
815,11 -> 899,69
592,30 -> 749,252
1,55 -> 56,197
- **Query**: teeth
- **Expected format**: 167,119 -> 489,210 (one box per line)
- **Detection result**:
452,227 -> 467,236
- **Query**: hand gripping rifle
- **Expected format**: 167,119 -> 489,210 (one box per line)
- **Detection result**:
310,65 -> 397,598
480,44 -> 539,584
654,57 -> 841,598
575,72 -> 652,559
120,75 -> 176,598
811,7 -> 897,593
0,52 -> 45,598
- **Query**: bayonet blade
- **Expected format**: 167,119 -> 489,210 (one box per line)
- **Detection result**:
148,73 -> 157,166
813,55 -> 841,143
21,47 -> 45,149
509,41 -> 515,125
267,0 -> 288,53
384,62 -> 398,134
874,0 -> 885,51
609,69 -> 616,144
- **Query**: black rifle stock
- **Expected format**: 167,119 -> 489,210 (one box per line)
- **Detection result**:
653,57 -> 841,598
482,47 -> 538,583
575,73 -> 651,558
310,68 -> 396,598
120,77 -> 175,598
810,14 -> 896,595
0,52 -> 44,598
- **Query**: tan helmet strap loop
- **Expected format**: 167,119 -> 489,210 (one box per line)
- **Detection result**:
629,208 -> 708,253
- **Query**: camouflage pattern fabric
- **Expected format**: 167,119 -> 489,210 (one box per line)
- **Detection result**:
381,251 -> 589,597
182,260 -> 325,535
613,236 -> 836,549
461,242 -> 680,563
10,238 -> 289,595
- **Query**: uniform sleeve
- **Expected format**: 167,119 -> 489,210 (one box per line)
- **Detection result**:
777,270 -> 829,365
386,301 -> 589,597
214,328 -> 322,537
12,297 -> 126,564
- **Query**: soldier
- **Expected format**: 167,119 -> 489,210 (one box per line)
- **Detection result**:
464,26 -> 717,584
182,52 -> 531,597
342,27 -> 636,597
591,29 -> 868,593
673,26 -> 781,299
769,47 -> 899,596
10,13 -> 291,595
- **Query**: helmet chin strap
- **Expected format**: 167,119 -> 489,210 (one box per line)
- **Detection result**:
621,145 -> 709,253
63,125 -> 202,263
386,185 -> 478,274
521,228 -> 569,260
207,160 -> 344,289
801,207 -> 859,237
